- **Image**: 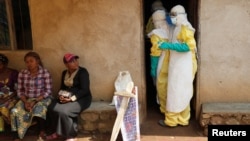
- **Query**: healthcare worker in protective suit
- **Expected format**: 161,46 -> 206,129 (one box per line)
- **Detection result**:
147,9 -> 171,114
145,0 -> 166,36
158,5 -> 198,127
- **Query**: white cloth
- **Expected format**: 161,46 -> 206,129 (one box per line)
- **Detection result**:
166,51 -> 193,112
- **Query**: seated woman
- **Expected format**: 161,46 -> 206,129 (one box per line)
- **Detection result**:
0,53 -> 19,131
46,53 -> 92,141
10,51 -> 52,141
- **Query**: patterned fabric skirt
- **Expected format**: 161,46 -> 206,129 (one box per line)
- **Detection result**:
0,97 -> 18,124
10,97 -> 51,139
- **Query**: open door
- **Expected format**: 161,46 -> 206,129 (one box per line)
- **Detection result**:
143,0 -> 199,118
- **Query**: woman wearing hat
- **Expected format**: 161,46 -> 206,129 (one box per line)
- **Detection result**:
46,53 -> 92,141
0,53 -> 19,131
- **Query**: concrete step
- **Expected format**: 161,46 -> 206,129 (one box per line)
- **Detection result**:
78,101 -> 116,133
199,102 -> 250,136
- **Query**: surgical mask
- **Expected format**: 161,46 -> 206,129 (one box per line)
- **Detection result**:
166,15 -> 173,25
170,17 -> 177,25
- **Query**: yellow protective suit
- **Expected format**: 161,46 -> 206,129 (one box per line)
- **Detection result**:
163,25 -> 197,127
148,9 -> 171,114
153,4 -> 198,127
148,29 -> 169,114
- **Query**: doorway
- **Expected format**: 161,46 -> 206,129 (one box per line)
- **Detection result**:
143,0 -> 199,116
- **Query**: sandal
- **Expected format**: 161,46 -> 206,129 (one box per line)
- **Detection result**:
37,136 -> 44,141
39,131 -> 46,138
46,132 -> 59,140
65,138 -> 77,141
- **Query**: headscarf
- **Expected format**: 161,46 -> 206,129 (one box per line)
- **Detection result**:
0,54 -> 9,65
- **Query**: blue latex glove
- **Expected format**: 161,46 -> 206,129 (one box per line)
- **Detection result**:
150,56 -> 159,78
158,41 -> 190,52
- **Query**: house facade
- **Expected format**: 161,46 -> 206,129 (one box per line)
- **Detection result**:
1,0 -> 250,123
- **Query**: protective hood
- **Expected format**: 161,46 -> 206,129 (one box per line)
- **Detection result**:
170,5 -> 195,31
152,10 -> 169,32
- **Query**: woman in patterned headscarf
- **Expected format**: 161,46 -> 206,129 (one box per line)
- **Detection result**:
0,53 -> 19,131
